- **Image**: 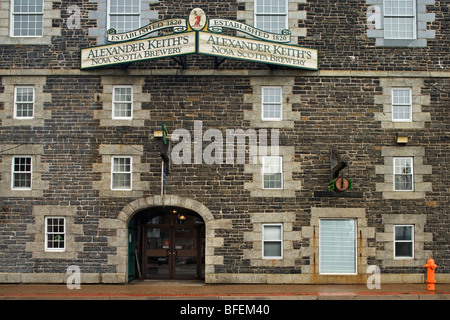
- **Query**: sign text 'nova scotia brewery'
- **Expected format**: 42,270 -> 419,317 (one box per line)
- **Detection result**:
81,8 -> 318,70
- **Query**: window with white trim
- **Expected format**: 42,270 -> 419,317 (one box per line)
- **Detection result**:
320,219 -> 357,274
14,86 -> 34,119
255,0 -> 288,34
45,217 -> 66,252
108,0 -> 141,34
113,86 -> 133,119
11,0 -> 44,37
262,224 -> 283,259
383,0 -> 416,39
111,156 -> 132,190
12,156 -> 32,189
394,157 -> 413,191
394,225 -> 414,259
392,88 -> 412,121
262,156 -> 283,189
262,87 -> 282,121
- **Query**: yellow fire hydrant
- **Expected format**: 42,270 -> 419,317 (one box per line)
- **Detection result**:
424,257 -> 437,291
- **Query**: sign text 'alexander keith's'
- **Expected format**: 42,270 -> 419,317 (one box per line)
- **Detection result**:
83,33 -> 196,68
81,8 -> 318,70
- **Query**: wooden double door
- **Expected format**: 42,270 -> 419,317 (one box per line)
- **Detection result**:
142,214 -> 204,280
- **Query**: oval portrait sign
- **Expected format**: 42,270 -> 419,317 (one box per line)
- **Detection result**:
189,8 -> 207,31
334,177 -> 350,192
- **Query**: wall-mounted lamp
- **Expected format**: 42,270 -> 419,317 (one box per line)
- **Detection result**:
154,130 -> 163,138
396,133 -> 408,144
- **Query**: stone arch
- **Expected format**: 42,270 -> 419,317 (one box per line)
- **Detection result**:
117,195 -> 215,225
102,195 -> 218,283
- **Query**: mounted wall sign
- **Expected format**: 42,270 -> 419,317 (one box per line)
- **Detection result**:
81,8 -> 318,70
330,177 -> 352,193
189,8 -> 208,31
208,18 -> 292,43
106,19 -> 188,43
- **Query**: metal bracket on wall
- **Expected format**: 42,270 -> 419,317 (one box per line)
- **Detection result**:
171,56 -> 188,69
214,57 -> 227,69
120,63 -> 131,70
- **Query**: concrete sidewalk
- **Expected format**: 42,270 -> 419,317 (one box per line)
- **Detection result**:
0,281 -> 449,300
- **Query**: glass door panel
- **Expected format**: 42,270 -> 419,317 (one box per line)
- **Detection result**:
174,256 -> 198,278
174,227 -> 199,279
146,256 -> 169,277
145,227 -> 171,278
141,213 -> 205,280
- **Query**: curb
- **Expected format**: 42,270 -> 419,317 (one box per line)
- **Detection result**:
1,291 -> 449,300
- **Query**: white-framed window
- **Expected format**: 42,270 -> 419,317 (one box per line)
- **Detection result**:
262,224 -> 283,259
383,0 -> 416,39
255,0 -> 288,34
319,219 -> 357,274
262,87 -> 282,121
45,217 -> 66,252
392,88 -> 412,121
11,0 -> 44,37
108,0 -> 141,34
262,156 -> 283,189
394,225 -> 414,259
14,86 -> 34,119
113,86 -> 133,119
394,157 -> 413,191
111,156 -> 132,190
12,156 -> 32,190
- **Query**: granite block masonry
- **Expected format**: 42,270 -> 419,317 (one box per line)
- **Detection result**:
0,0 -> 448,284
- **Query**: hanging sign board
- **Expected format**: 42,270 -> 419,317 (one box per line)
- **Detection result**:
208,18 -> 292,43
198,32 -> 317,70
81,32 -> 196,69
80,8 -> 318,70
107,18 -> 188,43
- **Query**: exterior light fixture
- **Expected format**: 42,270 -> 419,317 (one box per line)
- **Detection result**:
154,130 -> 163,138
397,133 -> 408,144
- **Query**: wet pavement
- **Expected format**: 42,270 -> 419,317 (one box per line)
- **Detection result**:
0,280 -> 449,300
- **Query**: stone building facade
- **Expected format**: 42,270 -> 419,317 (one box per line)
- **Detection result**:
0,0 -> 448,284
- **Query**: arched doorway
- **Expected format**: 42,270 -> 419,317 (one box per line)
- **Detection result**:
115,195 -> 215,283
129,206 -> 205,280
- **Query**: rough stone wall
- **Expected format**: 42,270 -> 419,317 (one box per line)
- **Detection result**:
0,0 -> 448,283
0,0 -> 447,70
